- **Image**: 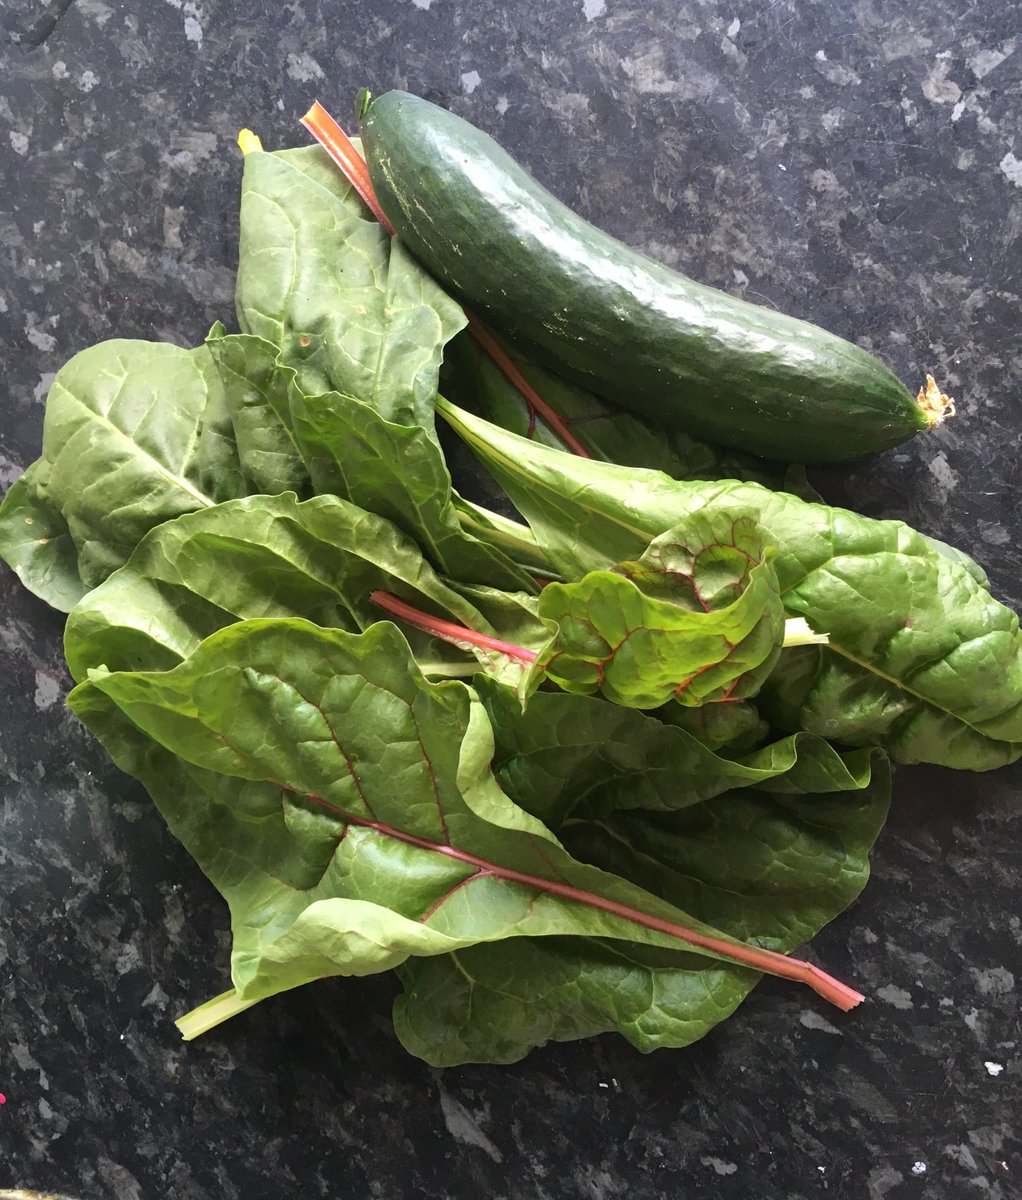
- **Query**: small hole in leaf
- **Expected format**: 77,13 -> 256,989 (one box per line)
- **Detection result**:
299,334 -> 312,348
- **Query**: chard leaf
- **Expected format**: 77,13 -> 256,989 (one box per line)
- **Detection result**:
563,777 -> 889,952
661,699 -> 768,752
286,385 -> 535,591
394,758 -> 889,1065
440,399 -> 1022,770
0,463 -> 84,611
236,146 -> 466,429
206,325 -> 533,591
0,340 -> 243,611
63,492 -> 549,685
439,396 -> 671,571
537,509 -> 784,708
204,323 -> 312,498
69,620 -> 859,1023
478,677 -> 878,827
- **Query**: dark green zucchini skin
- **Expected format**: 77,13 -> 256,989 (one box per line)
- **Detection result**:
362,91 -> 933,464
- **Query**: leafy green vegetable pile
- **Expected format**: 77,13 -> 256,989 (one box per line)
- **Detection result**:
2,113 -> 1019,1067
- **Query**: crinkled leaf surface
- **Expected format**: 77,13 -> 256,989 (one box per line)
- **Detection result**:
395,756 -> 889,1065
0,340 -> 248,611
478,677 -> 878,827
63,492 -> 549,687
206,324 -> 532,591
204,323 -> 312,498
232,143 -> 508,583
69,619 -> 835,1015
662,698 -> 768,752
568,780 -> 889,939
236,146 -> 466,429
286,385 -> 534,591
441,400 -> 1022,770
537,510 -> 784,708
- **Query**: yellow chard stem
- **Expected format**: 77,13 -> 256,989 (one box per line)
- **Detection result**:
176,988 -> 260,1040
237,128 -> 264,156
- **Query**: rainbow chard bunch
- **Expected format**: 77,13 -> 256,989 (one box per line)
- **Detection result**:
0,98 -> 1018,1066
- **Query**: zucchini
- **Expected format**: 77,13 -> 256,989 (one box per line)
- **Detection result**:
361,91 -> 950,464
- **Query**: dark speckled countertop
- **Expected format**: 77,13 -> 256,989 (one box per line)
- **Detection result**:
1,2 -> 1019,1197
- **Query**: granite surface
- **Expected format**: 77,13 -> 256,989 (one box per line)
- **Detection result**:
1,1 -> 1020,1197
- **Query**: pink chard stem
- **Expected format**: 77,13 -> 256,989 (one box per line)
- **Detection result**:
370,590 -> 537,662
292,755 -> 864,1013
464,320 -> 594,459
366,594 -> 862,1013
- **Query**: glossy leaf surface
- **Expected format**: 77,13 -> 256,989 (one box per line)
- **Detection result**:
441,399 -> 1022,769
395,757 -> 889,1065
70,620 -> 866,1023
63,492 -> 548,686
